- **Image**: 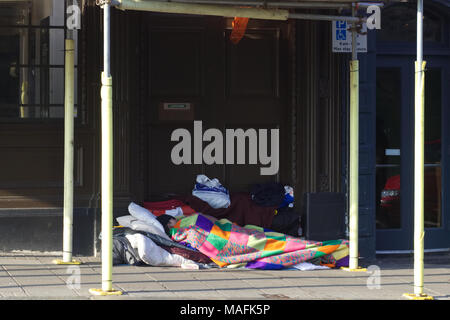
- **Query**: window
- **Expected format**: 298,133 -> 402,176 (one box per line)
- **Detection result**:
377,3 -> 444,44
0,0 -> 78,120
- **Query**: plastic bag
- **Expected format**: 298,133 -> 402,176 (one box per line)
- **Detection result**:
279,186 -> 295,208
192,174 -> 231,209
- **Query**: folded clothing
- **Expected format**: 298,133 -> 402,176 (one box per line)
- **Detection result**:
250,182 -> 285,207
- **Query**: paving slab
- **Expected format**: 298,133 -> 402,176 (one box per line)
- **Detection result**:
0,252 -> 449,300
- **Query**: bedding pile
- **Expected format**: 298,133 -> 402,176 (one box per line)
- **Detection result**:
112,202 -> 213,268
110,174 -> 350,270
170,213 -> 349,270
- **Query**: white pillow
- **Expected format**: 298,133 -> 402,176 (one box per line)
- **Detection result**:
116,214 -> 134,228
116,215 -> 170,240
128,202 -> 166,234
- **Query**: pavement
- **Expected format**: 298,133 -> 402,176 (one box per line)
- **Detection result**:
1,251 -> 449,301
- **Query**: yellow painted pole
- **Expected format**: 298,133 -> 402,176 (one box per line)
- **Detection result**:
53,39 -> 80,265
403,0 -> 433,300
89,75 -> 121,296
342,60 -> 366,272
101,71 -> 114,292
89,3 -> 121,296
413,60 -> 426,296
63,39 -> 75,263
342,14 -> 365,273
403,61 -> 432,300
349,59 -> 359,270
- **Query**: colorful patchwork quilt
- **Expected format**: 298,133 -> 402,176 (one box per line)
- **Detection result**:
170,213 -> 349,270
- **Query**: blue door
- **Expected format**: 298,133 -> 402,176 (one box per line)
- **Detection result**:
375,56 -> 450,251
368,1 -> 450,252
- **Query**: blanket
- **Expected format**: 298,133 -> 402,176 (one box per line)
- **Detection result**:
170,213 -> 349,270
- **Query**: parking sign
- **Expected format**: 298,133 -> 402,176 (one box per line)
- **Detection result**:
332,21 -> 367,53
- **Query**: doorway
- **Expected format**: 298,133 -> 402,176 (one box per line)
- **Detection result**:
142,16 -> 290,201
375,56 -> 450,251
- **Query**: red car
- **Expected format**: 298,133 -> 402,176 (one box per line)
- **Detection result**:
379,167 -> 441,228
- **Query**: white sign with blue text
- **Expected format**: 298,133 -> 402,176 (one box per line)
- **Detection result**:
332,21 -> 367,53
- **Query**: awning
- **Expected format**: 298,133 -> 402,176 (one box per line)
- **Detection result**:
109,0 -> 385,22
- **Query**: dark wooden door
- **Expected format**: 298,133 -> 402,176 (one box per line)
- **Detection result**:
144,16 -> 289,200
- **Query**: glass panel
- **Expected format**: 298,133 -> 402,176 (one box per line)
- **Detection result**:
32,29 -> 78,66
0,3 -> 30,26
0,1 -> 79,121
424,68 -> 442,228
49,67 -> 64,104
377,4 -> 442,43
49,1 -> 66,27
424,166 -> 441,228
0,1 -> 67,27
377,166 -> 401,229
0,66 -> 78,119
48,28 -> 64,65
425,69 -> 442,164
49,106 -> 64,118
27,28 -> 65,66
1,66 -> 41,118
0,31 -> 20,117
49,106 -> 78,119
376,67 -> 402,229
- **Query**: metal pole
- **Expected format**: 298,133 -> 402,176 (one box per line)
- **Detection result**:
89,2 -> 121,296
112,0 -> 369,23
350,6 -> 358,270
101,2 -> 114,293
132,0 -> 384,10
342,5 -> 365,272
403,0 -> 431,300
289,12 -> 364,23
413,0 -> 425,296
169,0 -> 349,9
63,37 -> 75,263
413,57 -> 426,296
348,35 -> 359,270
403,0 -> 432,300
104,3 -> 111,77
53,1 -> 80,265
114,0 -> 289,20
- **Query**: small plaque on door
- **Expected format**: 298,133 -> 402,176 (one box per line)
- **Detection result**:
385,149 -> 401,156
158,102 -> 194,121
